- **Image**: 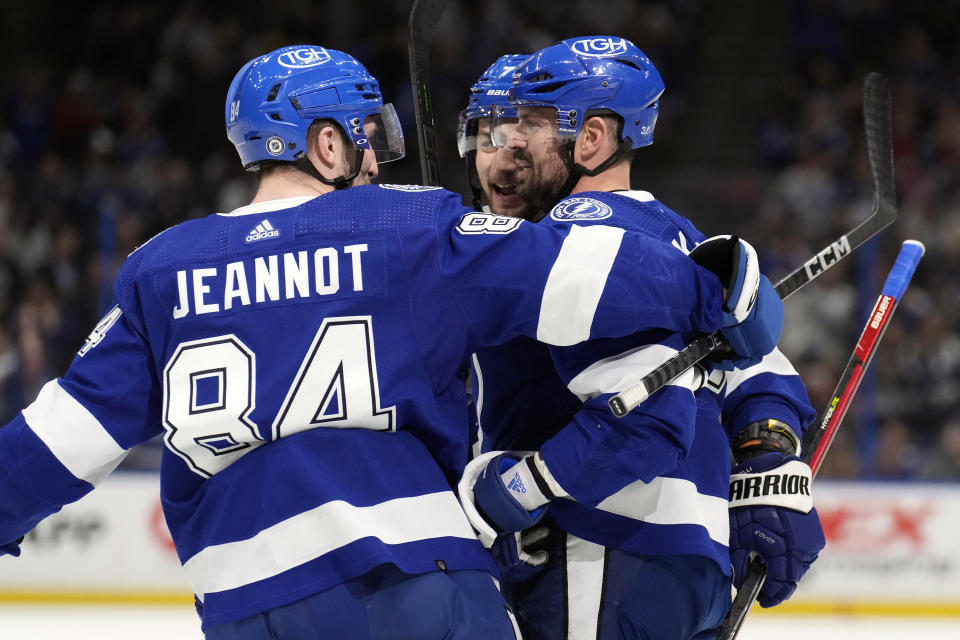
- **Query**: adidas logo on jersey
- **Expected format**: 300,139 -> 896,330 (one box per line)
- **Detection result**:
506,472 -> 527,495
245,219 -> 280,243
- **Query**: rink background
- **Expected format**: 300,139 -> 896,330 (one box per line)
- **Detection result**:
2,473 -> 960,638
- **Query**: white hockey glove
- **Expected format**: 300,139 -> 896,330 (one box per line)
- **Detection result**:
458,451 -> 554,548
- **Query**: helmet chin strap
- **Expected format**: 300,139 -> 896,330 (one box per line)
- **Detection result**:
465,153 -> 484,210
295,148 -> 366,190
554,136 -> 634,201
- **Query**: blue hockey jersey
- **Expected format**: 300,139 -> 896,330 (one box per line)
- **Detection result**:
473,190 -> 816,573
0,185 -> 729,627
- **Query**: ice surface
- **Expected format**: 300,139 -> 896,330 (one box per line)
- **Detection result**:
0,605 -> 957,639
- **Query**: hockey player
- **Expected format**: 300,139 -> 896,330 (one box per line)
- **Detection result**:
0,45 -> 783,639
457,53 -> 535,218
457,39 -> 826,639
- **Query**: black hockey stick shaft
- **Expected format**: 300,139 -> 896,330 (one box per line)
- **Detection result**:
717,239 -> 925,640
609,72 -> 896,418
407,0 -> 449,186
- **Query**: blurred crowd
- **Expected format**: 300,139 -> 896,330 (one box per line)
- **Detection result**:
0,0 -> 957,479
747,0 -> 960,480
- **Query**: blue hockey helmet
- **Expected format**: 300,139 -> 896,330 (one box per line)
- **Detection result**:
503,36 -> 664,149
457,53 -> 530,157
225,45 -> 404,169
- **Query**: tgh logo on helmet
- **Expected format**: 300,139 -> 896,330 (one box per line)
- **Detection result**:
570,37 -> 629,58
277,47 -> 331,69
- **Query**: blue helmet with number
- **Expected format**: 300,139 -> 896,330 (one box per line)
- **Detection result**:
225,45 -> 404,169
509,36 -> 664,148
457,54 -> 529,157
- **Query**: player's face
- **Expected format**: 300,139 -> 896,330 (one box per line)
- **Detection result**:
474,118 -> 536,219
500,107 -> 571,214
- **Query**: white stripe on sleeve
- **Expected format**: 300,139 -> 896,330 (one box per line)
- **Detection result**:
724,348 -> 799,395
537,224 -> 625,346
184,491 -> 478,600
596,476 -> 729,545
22,380 -> 127,486
566,343 -> 702,402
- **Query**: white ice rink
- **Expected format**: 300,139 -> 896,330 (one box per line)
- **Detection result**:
0,605 -> 957,639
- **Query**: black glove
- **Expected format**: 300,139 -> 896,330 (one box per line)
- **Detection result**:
690,235 -> 783,370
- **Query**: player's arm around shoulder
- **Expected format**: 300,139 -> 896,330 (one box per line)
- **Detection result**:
535,331 -> 700,507
457,330 -> 701,540
434,195 -> 729,349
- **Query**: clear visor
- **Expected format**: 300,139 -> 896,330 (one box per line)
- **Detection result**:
358,103 -> 405,163
456,111 -> 497,157
491,104 -> 576,150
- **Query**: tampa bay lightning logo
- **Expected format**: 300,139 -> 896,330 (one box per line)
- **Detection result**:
378,184 -> 443,192
569,37 -> 630,58
277,47 -> 331,69
550,197 -> 613,222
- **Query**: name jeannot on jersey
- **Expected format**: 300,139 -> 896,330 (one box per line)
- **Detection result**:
172,243 -> 369,318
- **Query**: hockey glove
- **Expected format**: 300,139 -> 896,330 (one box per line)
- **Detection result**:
458,451 -> 549,548
689,235 -> 783,370
1,536 -> 23,557
728,452 -> 825,607
490,528 -> 550,586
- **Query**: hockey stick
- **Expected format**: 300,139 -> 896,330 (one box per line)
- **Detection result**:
407,0 -> 449,186
717,239 -> 925,640
609,72 -> 896,418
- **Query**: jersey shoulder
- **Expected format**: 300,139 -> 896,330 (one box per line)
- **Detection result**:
124,185 -> 467,272
115,214 -> 224,302
544,190 -> 705,250
113,186 -> 474,311
324,183 -> 466,224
